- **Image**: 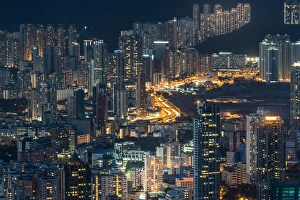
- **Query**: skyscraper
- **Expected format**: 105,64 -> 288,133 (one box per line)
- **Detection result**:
44,45 -> 58,74
266,45 -> 280,82
136,70 -> 146,116
256,116 -> 286,200
290,61 -> 300,132
113,50 -> 128,118
292,41 -> 300,64
246,107 -> 271,184
93,83 -> 107,136
93,40 -> 106,85
163,18 -> 177,50
193,102 -> 221,200
256,116 -> 285,183
259,38 -> 281,82
154,41 -> 169,83
280,39 -> 292,81
83,40 -> 93,64
75,89 -> 85,119
142,48 -> 154,83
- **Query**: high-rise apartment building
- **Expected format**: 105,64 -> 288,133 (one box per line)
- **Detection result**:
284,0 -> 300,24
37,176 -> 60,200
193,4 -> 200,30
193,102 -> 221,200
144,156 -> 163,192
67,25 -> 77,55
34,24 -> 45,58
292,41 -> 300,63
93,173 -> 128,200
56,24 -> 67,57
256,116 -> 285,183
45,24 -> 55,46
20,24 -> 35,61
199,3 -> 250,41
256,116 -> 286,200
156,141 -> 181,169
246,107 -> 271,184
259,35 -> 292,82
163,18 -> 178,50
118,32 -> 143,81
280,39 -> 292,81
259,40 -> 280,82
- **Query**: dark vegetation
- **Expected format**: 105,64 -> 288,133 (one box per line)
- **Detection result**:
0,98 -> 27,113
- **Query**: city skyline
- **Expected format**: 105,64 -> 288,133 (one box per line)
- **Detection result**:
0,0 -> 299,200
0,0 -> 299,54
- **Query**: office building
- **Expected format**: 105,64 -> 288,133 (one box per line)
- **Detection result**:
93,83 -> 107,136
113,50 -> 128,118
93,40 -> 106,85
67,25 -> 77,55
154,41 -> 169,83
291,61 -> 300,132
142,48 -> 154,83
136,70 -> 146,115
83,40 -> 93,64
64,153 -> 91,200
75,89 -> 85,119
193,102 -> 221,200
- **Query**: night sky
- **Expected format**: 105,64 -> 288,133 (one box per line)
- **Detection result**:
0,0 -> 300,54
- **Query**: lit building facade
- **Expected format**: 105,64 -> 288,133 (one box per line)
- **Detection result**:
144,156 -> 163,192
193,102 -> 221,200
284,0 -> 300,25
291,61 -> 300,132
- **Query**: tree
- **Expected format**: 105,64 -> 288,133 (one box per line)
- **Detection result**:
125,161 -> 144,173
